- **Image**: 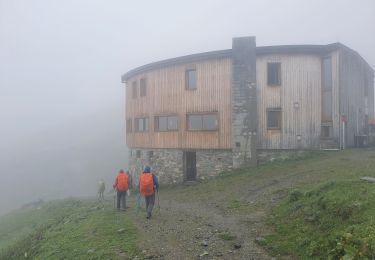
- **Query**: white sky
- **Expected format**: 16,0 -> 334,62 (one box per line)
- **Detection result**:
0,0 -> 374,146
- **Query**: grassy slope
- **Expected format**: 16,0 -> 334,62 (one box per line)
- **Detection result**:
267,181 -> 375,259
1,148 -> 375,259
0,199 -> 141,259
164,148 -> 375,258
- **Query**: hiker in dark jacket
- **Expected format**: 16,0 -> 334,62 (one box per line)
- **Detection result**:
139,166 -> 159,219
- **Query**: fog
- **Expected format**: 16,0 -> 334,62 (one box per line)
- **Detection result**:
0,0 -> 374,215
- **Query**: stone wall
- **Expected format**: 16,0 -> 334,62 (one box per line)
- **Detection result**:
129,147 -> 320,184
231,36 -> 258,168
129,148 -> 233,184
196,150 -> 233,180
129,149 -> 183,185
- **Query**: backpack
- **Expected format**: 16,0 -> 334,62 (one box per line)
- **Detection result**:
140,173 -> 154,196
117,173 -> 128,192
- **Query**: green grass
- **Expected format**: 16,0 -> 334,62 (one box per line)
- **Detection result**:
0,199 -> 141,259
168,148 -> 375,258
2,148 -> 375,259
259,148 -> 375,259
265,179 -> 375,258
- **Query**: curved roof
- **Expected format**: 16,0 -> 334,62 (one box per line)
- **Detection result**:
122,43 -> 342,82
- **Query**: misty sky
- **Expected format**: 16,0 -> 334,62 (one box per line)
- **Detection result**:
1,0 -> 374,146
0,0 -> 374,214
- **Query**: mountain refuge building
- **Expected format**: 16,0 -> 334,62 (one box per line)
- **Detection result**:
122,36 -> 374,184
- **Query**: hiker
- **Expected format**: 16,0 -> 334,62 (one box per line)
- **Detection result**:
113,169 -> 130,210
98,179 -> 105,199
139,166 -> 159,219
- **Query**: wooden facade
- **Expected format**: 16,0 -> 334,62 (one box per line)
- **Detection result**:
256,51 -> 340,149
126,58 -> 232,150
339,46 -> 374,147
123,43 -> 374,151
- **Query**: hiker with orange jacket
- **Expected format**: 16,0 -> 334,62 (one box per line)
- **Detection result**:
113,169 -> 130,210
139,166 -> 159,219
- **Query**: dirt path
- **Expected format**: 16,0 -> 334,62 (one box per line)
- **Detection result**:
129,196 -> 266,260
125,173 -> 303,260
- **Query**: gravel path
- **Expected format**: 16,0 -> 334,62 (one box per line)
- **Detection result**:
125,176 -> 298,260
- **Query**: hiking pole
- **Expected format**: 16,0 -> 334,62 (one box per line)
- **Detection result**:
136,191 -> 142,214
113,188 -> 116,210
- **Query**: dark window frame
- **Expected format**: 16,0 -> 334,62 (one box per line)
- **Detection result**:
132,81 -> 138,99
126,119 -> 132,133
267,108 -> 282,130
321,124 -> 333,139
154,115 -> 179,132
267,62 -> 281,86
186,112 -> 219,131
140,78 -> 147,97
185,68 -> 197,90
321,56 -> 333,122
134,117 -> 149,132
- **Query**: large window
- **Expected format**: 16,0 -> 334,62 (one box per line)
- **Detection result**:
155,115 -> 178,131
126,119 -> 132,133
322,57 -> 332,122
132,81 -> 138,99
267,108 -> 281,130
187,113 -> 218,130
185,69 -> 197,90
140,78 -> 147,97
267,63 -> 281,86
135,117 -> 149,132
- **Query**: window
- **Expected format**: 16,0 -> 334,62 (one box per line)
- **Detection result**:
187,113 -> 218,130
140,78 -> 147,97
155,115 -> 178,131
132,81 -> 137,99
136,150 -> 141,158
126,119 -> 132,133
321,125 -> 333,138
135,117 -> 149,132
185,69 -> 197,89
322,57 -> 332,122
148,151 -> 154,159
267,108 -> 281,130
267,63 -> 281,85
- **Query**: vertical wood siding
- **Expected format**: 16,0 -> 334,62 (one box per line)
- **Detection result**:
125,50 -> 373,150
339,48 -> 375,147
257,54 -> 324,149
126,58 -> 232,149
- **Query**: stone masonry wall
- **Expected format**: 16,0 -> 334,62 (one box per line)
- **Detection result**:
231,36 -> 258,168
129,149 -> 233,185
129,149 -> 183,185
196,150 -> 233,180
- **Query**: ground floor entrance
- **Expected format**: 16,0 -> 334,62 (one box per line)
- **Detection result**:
183,151 -> 196,181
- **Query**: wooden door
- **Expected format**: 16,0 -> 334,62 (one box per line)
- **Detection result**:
184,151 -> 196,181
